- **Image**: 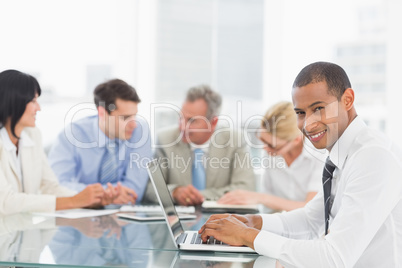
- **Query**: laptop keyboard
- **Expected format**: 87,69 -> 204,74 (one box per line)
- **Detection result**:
177,233 -> 227,245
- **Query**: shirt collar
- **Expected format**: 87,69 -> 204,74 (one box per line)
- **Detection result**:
329,116 -> 367,169
299,144 -> 313,160
20,130 -> 34,147
190,138 -> 211,152
95,116 -> 107,147
281,141 -> 317,169
302,137 -> 328,162
0,127 -> 15,152
99,131 -> 120,148
0,127 -> 34,151
95,116 -> 121,148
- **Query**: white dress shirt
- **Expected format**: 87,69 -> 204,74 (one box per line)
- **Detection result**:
190,139 -> 210,154
253,116 -> 402,267
263,145 -> 324,202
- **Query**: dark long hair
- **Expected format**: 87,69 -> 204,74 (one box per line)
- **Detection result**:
0,70 -> 42,138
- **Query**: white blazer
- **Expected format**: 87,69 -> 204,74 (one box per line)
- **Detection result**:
0,127 -> 75,215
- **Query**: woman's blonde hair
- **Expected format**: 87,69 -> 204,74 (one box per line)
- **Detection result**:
261,101 -> 301,141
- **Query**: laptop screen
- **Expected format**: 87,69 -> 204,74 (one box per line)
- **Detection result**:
147,159 -> 185,243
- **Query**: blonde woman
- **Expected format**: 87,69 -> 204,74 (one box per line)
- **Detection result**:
218,101 -> 324,211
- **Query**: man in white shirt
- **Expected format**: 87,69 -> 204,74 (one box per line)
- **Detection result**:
199,61 -> 402,267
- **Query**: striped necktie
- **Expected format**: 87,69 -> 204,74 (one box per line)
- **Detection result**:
192,148 -> 206,190
322,157 -> 336,235
100,142 -> 118,184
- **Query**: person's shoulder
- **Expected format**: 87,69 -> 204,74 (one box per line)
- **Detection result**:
56,115 -> 98,144
156,126 -> 181,145
211,126 -> 244,147
343,129 -> 402,188
351,127 -> 402,165
69,115 -> 97,129
69,115 -> 98,133
22,127 -> 45,149
353,127 -> 393,152
23,127 -> 42,140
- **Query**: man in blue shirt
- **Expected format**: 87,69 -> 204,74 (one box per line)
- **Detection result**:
48,79 -> 152,204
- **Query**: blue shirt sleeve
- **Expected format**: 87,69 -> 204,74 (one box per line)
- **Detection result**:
120,117 -> 153,202
48,126 -> 88,192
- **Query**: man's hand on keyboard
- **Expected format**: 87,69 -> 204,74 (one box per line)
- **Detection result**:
198,214 -> 261,249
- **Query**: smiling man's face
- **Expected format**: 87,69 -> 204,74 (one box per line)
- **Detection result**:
292,81 -> 349,151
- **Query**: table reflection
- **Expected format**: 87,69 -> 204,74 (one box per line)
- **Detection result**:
171,253 -> 279,268
0,213 -> 281,268
48,215 -> 152,266
0,213 -> 57,264
171,252 -> 283,268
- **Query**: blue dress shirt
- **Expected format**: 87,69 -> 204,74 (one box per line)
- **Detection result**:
48,115 -> 153,202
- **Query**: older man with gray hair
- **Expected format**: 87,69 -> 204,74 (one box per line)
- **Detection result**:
145,85 -> 255,206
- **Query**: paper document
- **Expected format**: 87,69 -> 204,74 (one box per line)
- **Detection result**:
120,205 -> 195,214
117,212 -> 196,222
33,208 -> 119,219
201,201 -> 259,213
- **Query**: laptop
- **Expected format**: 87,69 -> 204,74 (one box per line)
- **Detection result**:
146,159 -> 256,253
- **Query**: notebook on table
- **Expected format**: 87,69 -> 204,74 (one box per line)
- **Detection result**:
201,200 -> 259,214
117,212 -> 196,222
120,204 -> 195,214
146,159 -> 256,253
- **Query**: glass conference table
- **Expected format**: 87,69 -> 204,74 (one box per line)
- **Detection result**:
0,207 -> 279,268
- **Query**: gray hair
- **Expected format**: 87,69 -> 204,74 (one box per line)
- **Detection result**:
186,84 -> 222,119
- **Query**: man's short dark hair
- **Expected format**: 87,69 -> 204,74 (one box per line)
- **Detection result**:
94,79 -> 141,113
292,62 -> 352,100
0,69 -> 42,138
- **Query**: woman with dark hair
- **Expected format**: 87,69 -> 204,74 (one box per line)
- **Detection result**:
0,69 -> 114,215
